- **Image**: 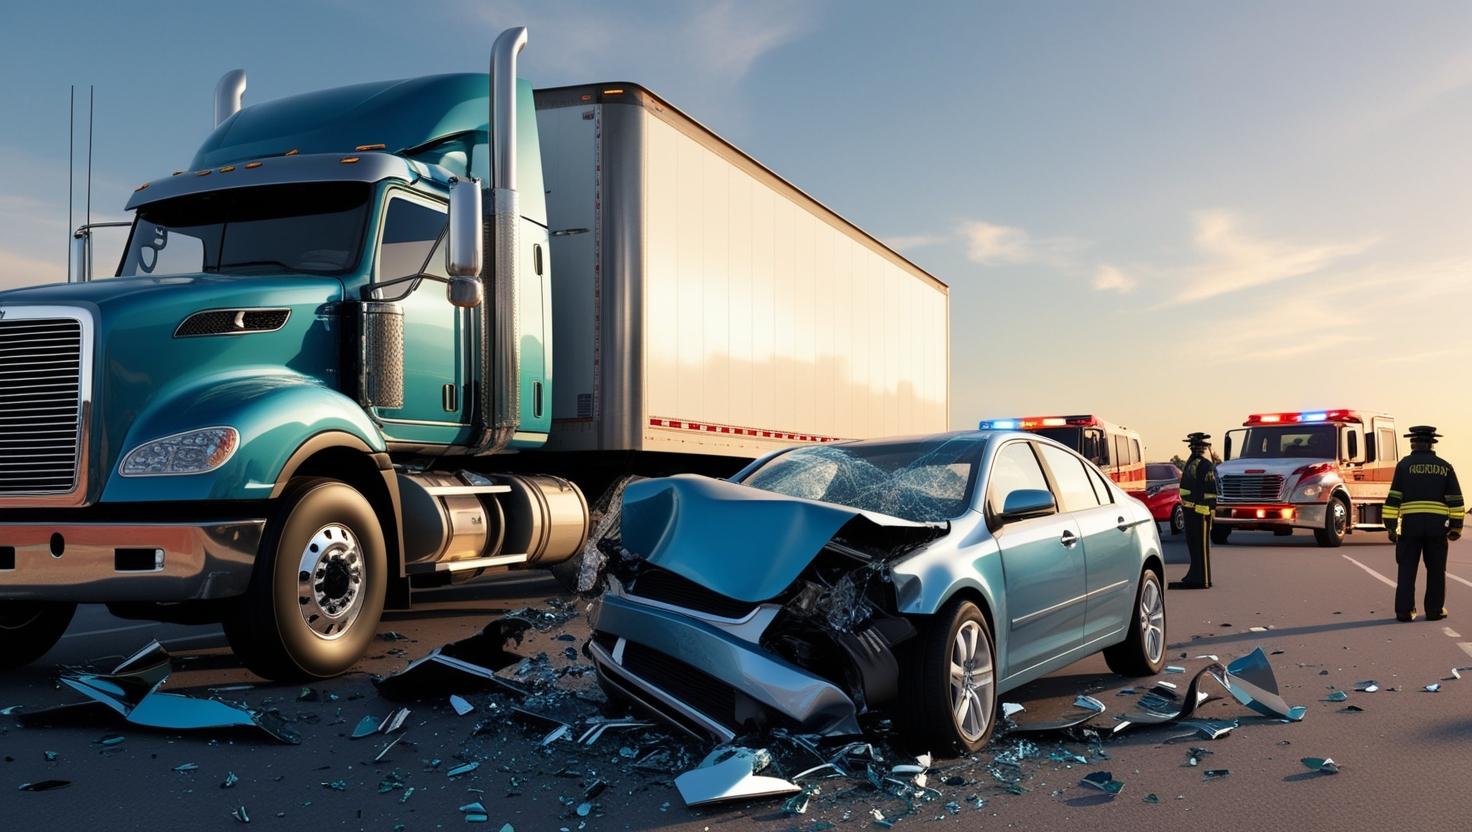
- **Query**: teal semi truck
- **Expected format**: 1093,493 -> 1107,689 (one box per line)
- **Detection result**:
0,28 -> 950,679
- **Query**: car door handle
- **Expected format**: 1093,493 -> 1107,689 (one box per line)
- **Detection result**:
1060,530 -> 1079,548
1117,517 -> 1131,532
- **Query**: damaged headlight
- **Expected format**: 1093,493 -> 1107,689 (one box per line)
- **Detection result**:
119,427 -> 239,477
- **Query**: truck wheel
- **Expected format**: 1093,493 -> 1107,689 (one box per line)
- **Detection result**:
0,602 -> 76,670
1103,570 -> 1166,676
897,598 -> 996,754
1314,498 -> 1348,548
1169,504 -> 1185,536
1211,526 -> 1232,545
225,478 -> 387,680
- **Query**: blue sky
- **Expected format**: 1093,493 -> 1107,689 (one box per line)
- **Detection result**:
2,1 -> 1470,459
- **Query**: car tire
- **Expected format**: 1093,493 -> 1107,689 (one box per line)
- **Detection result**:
224,478 -> 387,680
897,597 -> 996,754
1211,526 -> 1232,545
1169,504 -> 1185,536
1314,498 -> 1348,548
0,602 -> 76,670
1103,570 -> 1167,677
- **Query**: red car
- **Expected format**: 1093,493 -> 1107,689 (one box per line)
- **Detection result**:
1139,463 -> 1185,535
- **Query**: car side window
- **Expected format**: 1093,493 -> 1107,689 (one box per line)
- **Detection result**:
1088,465 -> 1115,504
987,442 -> 1052,515
1038,444 -> 1102,512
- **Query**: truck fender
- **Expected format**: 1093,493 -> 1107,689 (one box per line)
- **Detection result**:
101,374 -> 386,504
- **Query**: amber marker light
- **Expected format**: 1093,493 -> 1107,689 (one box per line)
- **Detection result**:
355,143 -> 386,151
340,156 -> 360,165
244,161 -> 263,169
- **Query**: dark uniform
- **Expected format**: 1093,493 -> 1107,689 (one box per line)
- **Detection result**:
1171,432 -> 1217,590
1385,425 -> 1463,621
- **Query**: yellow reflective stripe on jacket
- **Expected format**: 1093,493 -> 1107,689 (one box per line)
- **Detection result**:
1179,488 -> 1193,497
1398,501 -> 1453,516
1181,500 -> 1196,509
1194,504 -> 1212,515
1388,489 -> 1404,498
1383,507 -> 1401,519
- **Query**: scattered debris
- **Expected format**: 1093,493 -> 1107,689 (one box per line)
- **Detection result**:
16,641 -> 297,743
1301,757 -> 1340,774
1080,771 -> 1124,795
231,805 -> 250,824
18,780 -> 71,792
376,618 -> 533,700
1425,684 -> 1442,693
447,761 -> 480,777
1353,680 -> 1379,692
1325,690 -> 1348,702
1204,769 -> 1231,779
222,772 -> 240,789
351,715 -> 381,738
674,747 -> 802,807
450,695 -> 475,716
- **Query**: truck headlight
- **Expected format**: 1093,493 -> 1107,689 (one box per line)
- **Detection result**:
1293,478 -> 1325,501
120,427 -> 239,476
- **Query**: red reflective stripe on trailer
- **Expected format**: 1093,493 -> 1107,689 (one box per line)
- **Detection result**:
647,417 -> 848,444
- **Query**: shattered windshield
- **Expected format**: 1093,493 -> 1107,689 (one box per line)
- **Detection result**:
740,435 -> 986,522
117,182 -> 371,277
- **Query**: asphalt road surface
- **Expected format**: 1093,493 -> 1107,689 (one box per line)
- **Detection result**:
5,527 -> 1472,830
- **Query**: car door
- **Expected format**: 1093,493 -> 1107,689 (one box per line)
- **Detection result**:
371,191 -> 472,445
1037,443 -> 1139,646
988,440 -> 1086,674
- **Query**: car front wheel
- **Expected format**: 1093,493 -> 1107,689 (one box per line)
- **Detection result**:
1103,570 -> 1166,676
898,597 -> 997,754
1169,503 -> 1185,535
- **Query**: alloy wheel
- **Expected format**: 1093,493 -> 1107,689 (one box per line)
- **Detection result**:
950,620 -> 995,742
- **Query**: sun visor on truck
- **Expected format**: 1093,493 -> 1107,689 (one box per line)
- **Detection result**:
619,475 -> 943,604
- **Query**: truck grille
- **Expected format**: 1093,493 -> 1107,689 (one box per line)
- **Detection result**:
0,316 -> 84,497
1219,474 -> 1286,502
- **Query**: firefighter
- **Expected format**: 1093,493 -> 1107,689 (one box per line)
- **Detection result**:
1385,426 -> 1464,621
1170,432 -> 1216,590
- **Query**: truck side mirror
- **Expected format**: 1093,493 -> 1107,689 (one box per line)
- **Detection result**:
447,177 -> 484,308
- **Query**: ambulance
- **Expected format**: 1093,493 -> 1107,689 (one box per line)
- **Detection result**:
1214,410 -> 1399,547
978,414 -> 1146,492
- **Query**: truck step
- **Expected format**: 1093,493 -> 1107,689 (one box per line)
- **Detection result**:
421,484 -> 512,497
406,552 -> 529,574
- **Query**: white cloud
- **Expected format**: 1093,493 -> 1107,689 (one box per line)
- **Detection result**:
1092,264 -> 1137,293
1169,210 -> 1375,305
959,220 -> 1031,265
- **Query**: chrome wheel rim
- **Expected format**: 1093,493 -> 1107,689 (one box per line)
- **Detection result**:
1172,504 -> 1184,532
296,523 -> 364,640
1332,502 -> 1347,536
950,620 -> 995,742
1140,577 -> 1165,664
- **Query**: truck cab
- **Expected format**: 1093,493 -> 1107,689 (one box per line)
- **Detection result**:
1214,409 -> 1398,547
979,415 -> 1145,493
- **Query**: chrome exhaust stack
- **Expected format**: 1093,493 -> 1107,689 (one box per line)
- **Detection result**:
214,69 -> 247,128
471,26 -> 528,455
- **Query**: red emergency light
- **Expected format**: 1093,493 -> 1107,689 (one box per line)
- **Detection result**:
1245,409 -> 1360,426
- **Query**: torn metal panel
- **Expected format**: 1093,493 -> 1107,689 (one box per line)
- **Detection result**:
376,617 -> 533,700
1007,695 -> 1106,734
1221,647 -> 1307,721
674,747 -> 802,807
619,475 -> 943,604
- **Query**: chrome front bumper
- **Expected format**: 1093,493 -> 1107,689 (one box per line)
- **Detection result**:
589,592 -> 860,741
0,520 -> 264,601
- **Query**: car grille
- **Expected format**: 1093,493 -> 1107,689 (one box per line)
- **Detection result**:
1219,474 -> 1286,502
628,568 -> 757,619
0,316 -> 84,497
619,641 -> 738,729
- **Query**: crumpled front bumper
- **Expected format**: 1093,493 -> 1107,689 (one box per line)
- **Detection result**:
0,519 -> 264,602
588,591 -> 860,742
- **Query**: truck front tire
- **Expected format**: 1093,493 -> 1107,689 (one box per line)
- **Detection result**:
1314,498 -> 1348,548
225,478 -> 387,680
0,602 -> 76,670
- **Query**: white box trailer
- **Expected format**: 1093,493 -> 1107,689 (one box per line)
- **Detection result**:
534,85 -> 949,460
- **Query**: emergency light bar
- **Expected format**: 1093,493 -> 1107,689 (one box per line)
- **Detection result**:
1245,409 -> 1360,426
980,414 -> 1100,430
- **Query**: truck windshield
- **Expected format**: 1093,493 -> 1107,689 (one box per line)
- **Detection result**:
1033,427 -> 1081,450
118,182 -> 371,277
740,435 -> 986,522
1236,424 -> 1337,459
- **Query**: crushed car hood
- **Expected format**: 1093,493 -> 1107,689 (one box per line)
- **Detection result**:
620,474 -> 946,603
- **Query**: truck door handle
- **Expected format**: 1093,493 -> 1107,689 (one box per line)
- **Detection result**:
1060,530 -> 1079,548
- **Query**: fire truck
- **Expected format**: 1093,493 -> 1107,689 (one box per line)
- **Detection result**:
978,414 -> 1145,492
1214,410 -> 1399,547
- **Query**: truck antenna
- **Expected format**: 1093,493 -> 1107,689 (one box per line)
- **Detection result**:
86,85 -> 94,234
67,85 -> 74,276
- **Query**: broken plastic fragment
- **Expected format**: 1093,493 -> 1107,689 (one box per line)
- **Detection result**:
674,747 -> 801,807
1301,757 -> 1340,774
1325,690 -> 1348,703
374,735 -> 404,762
174,762 -> 199,772
1165,665 -> 1185,674
222,772 -> 239,789
1079,771 -> 1124,795
447,761 -> 480,777
1425,684 -> 1442,693
1009,695 -> 1107,733
1353,680 -> 1379,692
449,695 -> 475,716
1001,702 -> 1025,719
1340,705 -> 1365,713
1221,647 -> 1306,722
18,780 -> 70,791
1143,793 -> 1160,804
1204,769 -> 1231,779
232,805 -> 250,824
1178,719 -> 1236,740
378,707 -> 411,734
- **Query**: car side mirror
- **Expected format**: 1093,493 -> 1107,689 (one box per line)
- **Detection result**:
447,177 -> 484,309
1000,488 -> 1056,522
